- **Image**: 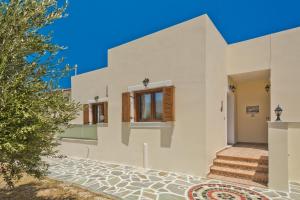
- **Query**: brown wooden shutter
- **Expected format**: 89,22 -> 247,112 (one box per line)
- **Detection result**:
83,104 -> 89,124
103,102 -> 108,123
134,92 -> 139,122
163,86 -> 175,122
122,92 -> 130,122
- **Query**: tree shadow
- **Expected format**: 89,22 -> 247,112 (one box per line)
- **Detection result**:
0,181 -> 78,200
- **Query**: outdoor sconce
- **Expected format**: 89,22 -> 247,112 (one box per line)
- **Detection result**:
274,105 -> 283,121
229,84 -> 236,93
94,96 -> 99,101
265,84 -> 271,93
143,78 -> 150,87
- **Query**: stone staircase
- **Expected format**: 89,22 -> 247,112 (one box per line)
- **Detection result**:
208,144 -> 268,187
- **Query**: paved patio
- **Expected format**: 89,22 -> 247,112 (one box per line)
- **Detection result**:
46,157 -> 299,200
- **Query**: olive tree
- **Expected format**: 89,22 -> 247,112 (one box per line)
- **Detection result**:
0,0 -> 79,187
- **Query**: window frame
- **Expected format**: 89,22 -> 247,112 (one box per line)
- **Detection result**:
134,88 -> 163,122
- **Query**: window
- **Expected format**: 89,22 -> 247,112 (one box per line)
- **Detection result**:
122,86 -> 174,123
83,102 -> 108,124
135,89 -> 163,122
92,103 -> 105,124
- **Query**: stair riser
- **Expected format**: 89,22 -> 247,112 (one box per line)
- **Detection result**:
210,170 -> 268,184
213,162 -> 268,172
257,166 -> 268,173
210,169 -> 253,180
217,155 -> 268,165
253,177 -> 268,183
208,174 -> 268,187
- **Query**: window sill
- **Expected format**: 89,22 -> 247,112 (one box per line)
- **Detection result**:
130,122 -> 172,129
97,123 -> 108,127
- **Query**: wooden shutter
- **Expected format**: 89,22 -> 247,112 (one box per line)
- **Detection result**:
134,92 -> 139,122
103,102 -> 108,123
163,86 -> 175,122
122,92 -> 130,122
83,104 -> 89,124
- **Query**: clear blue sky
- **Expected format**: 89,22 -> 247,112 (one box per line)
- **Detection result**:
51,0 -> 300,88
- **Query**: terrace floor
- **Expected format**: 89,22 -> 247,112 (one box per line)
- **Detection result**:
46,157 -> 298,200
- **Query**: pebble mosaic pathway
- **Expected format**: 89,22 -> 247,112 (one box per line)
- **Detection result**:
46,157 -> 300,200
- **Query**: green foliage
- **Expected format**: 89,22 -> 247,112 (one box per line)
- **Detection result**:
0,0 -> 79,188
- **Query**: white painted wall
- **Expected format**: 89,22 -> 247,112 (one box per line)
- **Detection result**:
71,68 -> 109,124
227,36 -> 271,75
288,123 -> 300,183
205,17 -> 227,172
107,15 -> 208,176
62,14 -> 300,187
268,122 -> 289,191
235,80 -> 270,144
60,15 -> 227,177
227,91 -> 235,145
268,122 -> 300,191
271,27 -> 300,122
228,26 -> 300,188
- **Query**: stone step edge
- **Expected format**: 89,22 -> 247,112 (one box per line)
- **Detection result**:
216,155 -> 268,164
213,159 -> 268,172
210,166 -> 268,183
207,173 -> 268,188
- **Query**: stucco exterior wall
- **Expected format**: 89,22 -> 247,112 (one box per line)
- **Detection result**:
268,122 -> 300,191
205,17 -> 227,172
236,80 -> 269,144
71,68 -> 109,124
60,14 -> 300,187
288,124 -> 300,183
227,36 -> 271,75
227,27 -> 300,122
271,27 -> 300,122
227,26 -> 300,189
106,16 -> 207,176
60,15 -> 224,177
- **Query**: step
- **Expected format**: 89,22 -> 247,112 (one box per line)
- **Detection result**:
207,173 -> 268,188
213,159 -> 268,172
216,154 -> 268,165
210,166 -> 268,183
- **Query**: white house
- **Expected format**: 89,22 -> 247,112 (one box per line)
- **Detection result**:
58,14 -> 300,191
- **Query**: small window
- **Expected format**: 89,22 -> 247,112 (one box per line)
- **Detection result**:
135,89 -> 163,122
92,102 -> 109,124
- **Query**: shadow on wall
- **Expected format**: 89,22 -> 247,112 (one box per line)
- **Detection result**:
121,123 -> 174,148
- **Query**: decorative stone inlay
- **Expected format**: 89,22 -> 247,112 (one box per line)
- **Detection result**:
188,184 -> 270,200
45,157 -> 294,200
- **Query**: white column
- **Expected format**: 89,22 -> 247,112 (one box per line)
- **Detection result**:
88,104 -> 93,125
143,143 -> 148,168
268,122 -> 289,191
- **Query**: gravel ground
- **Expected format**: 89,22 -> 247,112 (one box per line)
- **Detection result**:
0,174 -> 114,200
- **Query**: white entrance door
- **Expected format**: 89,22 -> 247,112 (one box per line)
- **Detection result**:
227,91 -> 235,145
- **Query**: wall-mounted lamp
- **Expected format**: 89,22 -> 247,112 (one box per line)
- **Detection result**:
143,78 -> 150,87
265,84 -> 271,93
274,105 -> 283,121
94,96 -> 99,101
229,84 -> 236,93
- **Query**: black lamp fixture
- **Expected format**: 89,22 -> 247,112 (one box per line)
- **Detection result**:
265,84 -> 271,93
94,96 -> 99,101
143,78 -> 150,87
274,105 -> 283,121
229,84 -> 236,93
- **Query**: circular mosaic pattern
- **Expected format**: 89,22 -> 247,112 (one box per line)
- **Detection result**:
188,184 -> 269,200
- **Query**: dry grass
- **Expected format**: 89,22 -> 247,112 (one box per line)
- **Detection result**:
0,174 -> 114,200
